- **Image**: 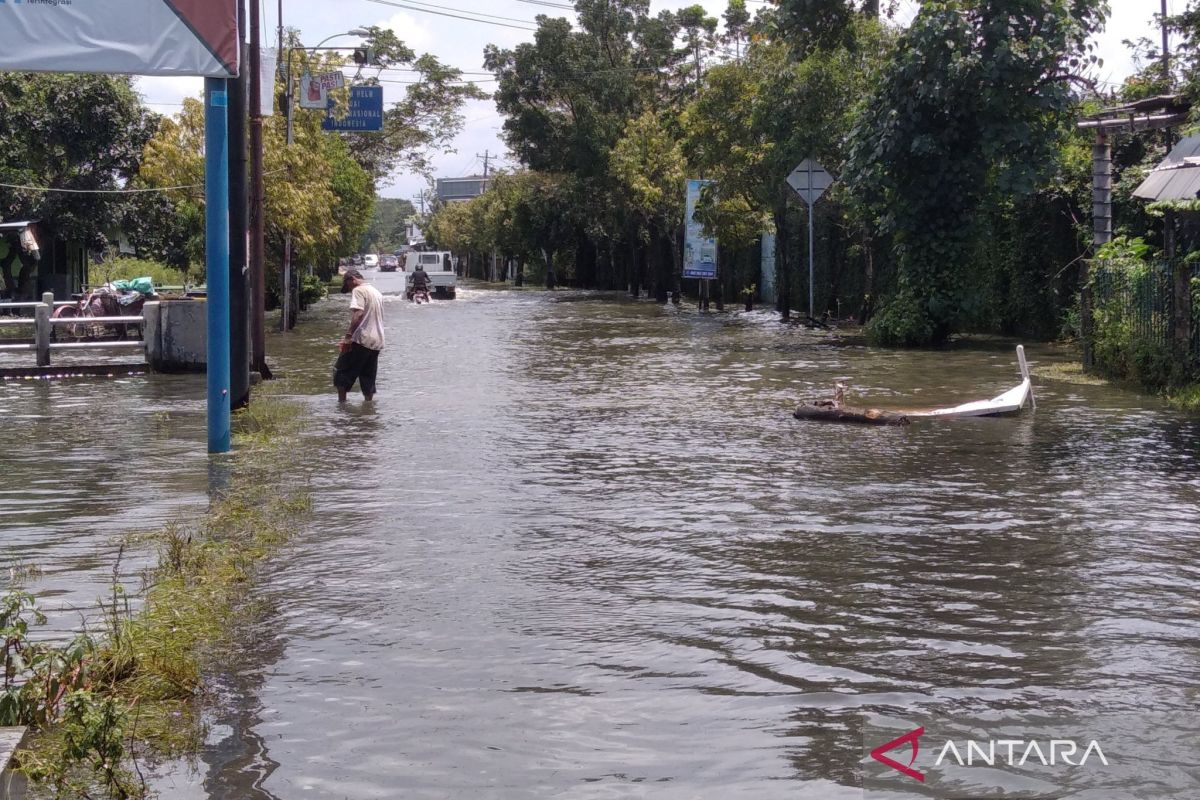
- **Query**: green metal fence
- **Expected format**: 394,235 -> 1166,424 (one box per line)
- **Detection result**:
1088,259 -> 1200,379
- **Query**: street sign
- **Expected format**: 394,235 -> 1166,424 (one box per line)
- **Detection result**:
787,158 -> 833,205
300,70 -> 345,109
787,157 -> 833,320
323,86 -> 384,132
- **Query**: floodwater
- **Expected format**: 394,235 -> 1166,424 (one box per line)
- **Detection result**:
3,273 -> 1199,798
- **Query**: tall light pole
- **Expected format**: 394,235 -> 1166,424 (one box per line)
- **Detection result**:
279,28 -> 370,331
248,0 -> 271,379
283,29 -> 371,147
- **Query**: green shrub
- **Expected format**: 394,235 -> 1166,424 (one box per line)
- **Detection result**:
300,274 -> 327,306
88,257 -> 188,291
1169,383 -> 1200,412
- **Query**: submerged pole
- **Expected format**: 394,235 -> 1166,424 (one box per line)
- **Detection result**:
206,78 -> 232,454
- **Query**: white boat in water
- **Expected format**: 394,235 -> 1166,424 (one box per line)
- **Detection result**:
911,345 -> 1035,419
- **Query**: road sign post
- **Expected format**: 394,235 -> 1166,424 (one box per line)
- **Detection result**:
787,158 -> 833,321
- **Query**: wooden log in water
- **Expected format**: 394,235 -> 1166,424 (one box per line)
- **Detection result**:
793,400 -> 909,426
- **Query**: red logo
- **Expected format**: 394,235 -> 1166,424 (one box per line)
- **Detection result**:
870,726 -> 926,782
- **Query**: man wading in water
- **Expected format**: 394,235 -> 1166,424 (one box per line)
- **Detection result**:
334,269 -> 385,403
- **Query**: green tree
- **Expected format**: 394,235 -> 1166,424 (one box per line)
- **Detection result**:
361,197 -> 417,254
676,5 -> 719,90
0,73 -> 157,297
845,0 -> 1107,345
611,112 -> 687,299
722,0 -> 752,61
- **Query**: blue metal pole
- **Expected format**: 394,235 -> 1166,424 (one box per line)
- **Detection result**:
205,78 -> 232,454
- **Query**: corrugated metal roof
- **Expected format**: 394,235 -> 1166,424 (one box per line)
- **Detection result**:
0,220 -> 37,232
1132,135 -> 1200,201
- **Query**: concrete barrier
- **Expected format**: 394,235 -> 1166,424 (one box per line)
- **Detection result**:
144,299 -> 207,373
0,726 -> 26,799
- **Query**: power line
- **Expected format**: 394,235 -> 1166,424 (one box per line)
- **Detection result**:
0,170 -> 287,194
513,0 -> 575,10
363,0 -> 538,31
364,66 -> 495,76
384,0 -> 538,25
0,181 -> 202,194
375,77 -> 498,85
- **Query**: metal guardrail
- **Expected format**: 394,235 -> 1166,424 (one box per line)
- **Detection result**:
0,292 -> 144,367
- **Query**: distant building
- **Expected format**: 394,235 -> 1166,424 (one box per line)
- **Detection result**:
435,175 -> 490,203
405,217 -> 423,246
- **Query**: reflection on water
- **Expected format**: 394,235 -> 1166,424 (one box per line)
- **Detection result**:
4,282 -> 1199,798
0,370 -> 210,631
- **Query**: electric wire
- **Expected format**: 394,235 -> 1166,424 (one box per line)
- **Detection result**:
513,0 -> 575,10
379,0 -> 536,25
0,170 -> 286,195
363,0 -> 538,31
0,182 -> 203,194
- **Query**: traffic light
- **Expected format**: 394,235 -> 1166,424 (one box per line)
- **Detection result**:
353,47 -> 375,66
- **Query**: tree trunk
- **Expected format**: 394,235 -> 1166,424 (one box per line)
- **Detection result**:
575,235 -> 596,288
793,402 -> 908,426
515,257 -> 524,287
650,221 -> 668,303
543,248 -> 556,289
625,221 -> 639,297
669,224 -> 682,305
860,228 -> 875,325
774,200 -> 790,321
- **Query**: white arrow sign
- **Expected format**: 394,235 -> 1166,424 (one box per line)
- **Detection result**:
787,158 -> 833,206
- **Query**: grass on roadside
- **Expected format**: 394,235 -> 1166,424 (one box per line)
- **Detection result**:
8,391 -> 312,799
1167,383 -> 1200,412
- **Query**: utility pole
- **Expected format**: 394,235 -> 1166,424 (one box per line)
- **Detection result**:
413,193 -> 425,215
477,150 -> 491,178
248,0 -> 270,378
228,0 -> 250,409
278,0 -> 293,333
1162,0 -> 1173,150
204,75 -> 232,453
1162,0 -> 1171,85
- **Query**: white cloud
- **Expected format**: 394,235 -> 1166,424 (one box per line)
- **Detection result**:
134,75 -> 204,109
375,11 -> 434,53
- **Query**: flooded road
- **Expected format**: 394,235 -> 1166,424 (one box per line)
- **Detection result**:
4,276 -> 1200,797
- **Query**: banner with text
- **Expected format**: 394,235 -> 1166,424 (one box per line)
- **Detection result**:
683,179 -> 717,280
0,0 -> 238,77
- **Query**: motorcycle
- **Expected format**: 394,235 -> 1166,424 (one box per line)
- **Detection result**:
52,284 -> 151,339
407,284 -> 431,304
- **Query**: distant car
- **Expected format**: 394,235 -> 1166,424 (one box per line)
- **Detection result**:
379,254 -> 399,272
363,254 -> 379,269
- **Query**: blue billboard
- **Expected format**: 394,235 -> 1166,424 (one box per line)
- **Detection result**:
683,179 -> 717,279
323,86 -> 384,132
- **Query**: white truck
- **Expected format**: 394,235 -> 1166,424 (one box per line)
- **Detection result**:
404,250 -> 457,298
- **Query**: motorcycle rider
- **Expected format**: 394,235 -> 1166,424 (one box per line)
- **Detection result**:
409,264 -> 431,300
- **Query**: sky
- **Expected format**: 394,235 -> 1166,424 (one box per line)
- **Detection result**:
135,0 -> 1174,204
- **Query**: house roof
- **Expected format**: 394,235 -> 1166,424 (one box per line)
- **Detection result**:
0,221 -> 38,233
1133,135 -> 1200,202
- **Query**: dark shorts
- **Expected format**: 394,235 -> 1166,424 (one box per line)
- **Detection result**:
333,343 -> 381,395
